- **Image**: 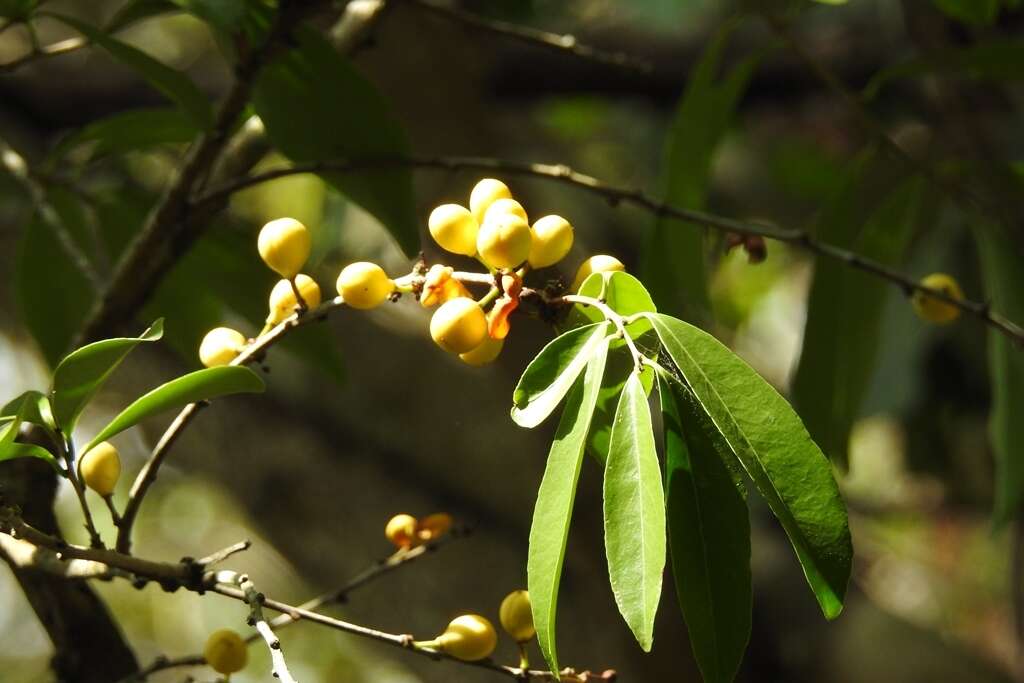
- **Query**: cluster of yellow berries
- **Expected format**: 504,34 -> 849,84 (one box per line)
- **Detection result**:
384,512 -> 453,549
415,589 -> 535,662
911,272 -> 964,324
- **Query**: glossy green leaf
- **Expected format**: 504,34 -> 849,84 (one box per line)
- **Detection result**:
658,369 -> 751,683
1,390 -> 55,432
47,14 -> 213,129
646,313 -> 852,619
253,29 -> 418,256
586,345 -> 656,464
512,323 -> 610,428
931,0 -> 1000,25
529,339 -> 610,675
51,108 -> 197,163
50,320 -> 164,432
571,271 -> 657,342
604,371 -> 665,651
641,20 -> 760,322
0,392 -> 57,464
84,366 -> 264,452
976,226 -> 1024,526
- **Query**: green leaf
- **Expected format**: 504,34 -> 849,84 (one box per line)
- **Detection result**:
570,271 -> 657,342
0,0 -> 35,20
658,369 -> 751,683
931,0 -> 1000,25
975,226 -> 1024,526
0,442 -> 58,464
641,20 -> 761,322
1,390 -> 55,431
46,13 -> 213,129
0,392 -> 57,465
646,313 -> 852,619
603,371 -> 665,651
50,320 -> 164,432
104,0 -> 179,31
51,108 -> 198,163
253,29 -> 419,256
84,366 -> 264,453
529,339 -> 610,675
512,323 -> 611,428
586,346 -> 656,464
792,174 -> 926,467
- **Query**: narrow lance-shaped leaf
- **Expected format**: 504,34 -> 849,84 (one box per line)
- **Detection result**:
658,368 -> 751,683
529,339 -> 610,675
604,371 -> 666,651
50,319 -> 164,432
0,392 -> 58,465
646,313 -> 852,619
84,366 -> 265,453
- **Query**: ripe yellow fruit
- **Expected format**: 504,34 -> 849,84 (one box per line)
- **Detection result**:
469,178 -> 512,224
435,615 -> 498,661
78,441 -> 121,497
572,254 -> 625,291
385,513 -> 418,548
417,512 -> 453,541
199,327 -> 247,368
912,273 -> 964,324
477,214 -> 532,270
258,217 -> 310,279
203,629 -> 248,675
429,204 -> 479,256
337,262 -> 394,310
430,298 -> 487,354
267,274 -> 322,325
499,590 -> 535,642
528,215 -> 574,268
482,198 -> 528,225
459,336 -> 504,366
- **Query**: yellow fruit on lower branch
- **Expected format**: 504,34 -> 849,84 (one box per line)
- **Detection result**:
912,272 -> 963,324
482,198 -> 528,226
203,629 -> 248,675
477,214 -> 532,270
199,327 -> 247,367
459,336 -> 504,366
430,298 -> 487,354
258,217 -> 310,279
469,178 -> 512,224
79,441 -> 120,497
528,215 -> 574,268
499,590 -> 535,642
267,274 -> 322,325
435,615 -> 498,661
572,254 -> 625,291
385,513 -> 418,548
429,204 -> 479,256
337,262 -> 394,310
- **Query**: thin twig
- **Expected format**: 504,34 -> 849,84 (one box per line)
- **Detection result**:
195,539 -> 251,568
193,155 -> 1024,346
114,655 -> 207,683
231,572 -> 299,683
58,436 -> 104,548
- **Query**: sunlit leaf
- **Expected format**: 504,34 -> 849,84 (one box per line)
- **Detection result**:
51,108 -> 197,163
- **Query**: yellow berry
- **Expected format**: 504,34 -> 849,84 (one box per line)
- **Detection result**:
436,615 -> 497,661
459,336 -> 504,366
430,298 -> 487,354
499,590 -> 535,642
528,215 -> 574,268
79,441 -> 120,497
417,512 -> 453,541
572,254 -> 625,291
429,204 -> 479,256
477,214 -> 532,270
469,178 -> 512,224
258,217 -> 310,279
203,629 -> 248,675
482,198 -> 528,226
385,513 -> 418,548
199,327 -> 247,368
337,262 -> 394,310
912,273 -> 964,324
267,274 -> 322,325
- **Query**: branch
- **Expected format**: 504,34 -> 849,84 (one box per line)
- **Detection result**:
192,155 -> 1024,346
227,571 -> 299,683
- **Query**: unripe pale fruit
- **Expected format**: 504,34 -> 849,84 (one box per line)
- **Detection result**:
499,590 -> 535,642
417,512 -> 453,541
436,615 -> 497,661
430,298 -> 487,354
477,214 -> 532,270
203,628 -> 248,675
528,215 -> 574,268
199,327 -> 247,368
79,441 -> 120,497
572,254 -> 625,291
267,274 -> 321,324
429,204 -> 479,256
482,198 -> 528,226
469,178 -> 512,224
258,217 -> 310,278
337,262 -> 394,310
459,336 -> 504,366
385,513 -> 418,548
912,272 -> 963,324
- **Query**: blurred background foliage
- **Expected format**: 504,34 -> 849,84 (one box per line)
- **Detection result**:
1,0 -> 1023,681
